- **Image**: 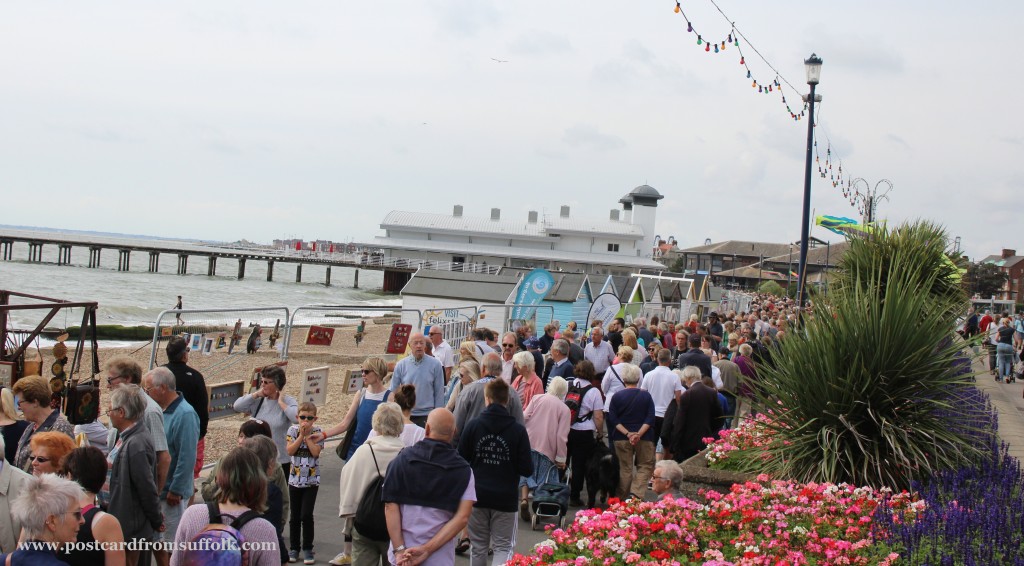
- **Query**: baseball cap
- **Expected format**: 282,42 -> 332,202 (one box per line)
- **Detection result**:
523,338 -> 540,349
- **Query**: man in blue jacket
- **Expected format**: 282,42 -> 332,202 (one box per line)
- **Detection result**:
457,379 -> 533,566
143,367 -> 199,566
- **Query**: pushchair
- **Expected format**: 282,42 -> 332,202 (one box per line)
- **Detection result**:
531,464 -> 570,530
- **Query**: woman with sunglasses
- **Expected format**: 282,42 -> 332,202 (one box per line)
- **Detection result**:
60,446 -> 127,566
5,474 -> 85,565
28,431 -> 74,476
313,357 -> 391,461
233,365 -> 299,478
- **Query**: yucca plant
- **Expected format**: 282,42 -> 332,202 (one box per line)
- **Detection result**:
739,221 -> 991,490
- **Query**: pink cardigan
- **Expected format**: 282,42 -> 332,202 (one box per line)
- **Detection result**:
523,393 -> 571,464
512,373 -> 545,410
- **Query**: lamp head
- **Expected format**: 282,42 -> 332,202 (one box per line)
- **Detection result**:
805,53 -> 823,85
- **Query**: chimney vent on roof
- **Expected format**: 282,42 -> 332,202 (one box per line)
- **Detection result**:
1002,249 -> 1016,258
610,209 -> 620,221
453,205 -> 463,217
491,208 -> 501,221
560,205 -> 570,218
528,211 -> 538,224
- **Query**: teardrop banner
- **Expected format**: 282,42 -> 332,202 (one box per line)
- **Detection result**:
510,268 -> 556,321
586,292 -> 622,331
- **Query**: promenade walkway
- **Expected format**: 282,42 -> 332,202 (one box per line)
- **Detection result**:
971,354 -> 1024,462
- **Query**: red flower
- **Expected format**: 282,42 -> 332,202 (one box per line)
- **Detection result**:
649,522 -> 665,532
607,497 -> 621,506
650,549 -> 670,560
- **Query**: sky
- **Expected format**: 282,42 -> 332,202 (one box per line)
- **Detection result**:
1,1 -> 1021,260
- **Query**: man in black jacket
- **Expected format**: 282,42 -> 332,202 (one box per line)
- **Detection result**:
163,336 -> 209,481
457,379 -> 533,566
676,333 -> 713,379
670,367 -> 723,462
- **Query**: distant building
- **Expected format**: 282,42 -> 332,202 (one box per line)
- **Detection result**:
677,238 -> 845,291
372,185 -> 666,276
979,248 -> 1024,301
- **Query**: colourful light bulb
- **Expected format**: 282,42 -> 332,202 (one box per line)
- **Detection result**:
721,41 -> 726,50
758,86 -> 762,93
687,22 -> 693,32
674,4 -> 680,13
734,39 -> 739,47
705,43 -> 710,52
714,44 -> 719,53
728,33 -> 733,43
739,56 -> 744,65
752,80 -> 757,88
746,70 -> 751,78
768,85 -> 772,92
697,35 -> 702,45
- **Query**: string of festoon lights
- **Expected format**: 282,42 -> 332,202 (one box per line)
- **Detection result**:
671,0 -> 865,213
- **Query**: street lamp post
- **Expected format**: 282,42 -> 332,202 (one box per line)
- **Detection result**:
797,53 -> 823,310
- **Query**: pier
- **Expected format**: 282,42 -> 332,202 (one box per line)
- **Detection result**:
0,229 -> 499,293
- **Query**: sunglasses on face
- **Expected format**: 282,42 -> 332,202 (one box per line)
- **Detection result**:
298,415 -> 317,421
502,344 -> 515,349
361,369 -> 374,375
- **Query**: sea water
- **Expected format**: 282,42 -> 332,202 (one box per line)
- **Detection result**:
0,232 -> 399,332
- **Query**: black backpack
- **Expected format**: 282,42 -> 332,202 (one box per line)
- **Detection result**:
353,445 -> 389,542
564,381 -> 594,424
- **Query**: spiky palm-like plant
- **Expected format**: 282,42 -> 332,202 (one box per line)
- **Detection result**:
743,221 -> 989,490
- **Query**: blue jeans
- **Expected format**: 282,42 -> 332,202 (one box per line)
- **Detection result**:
996,343 -> 1016,379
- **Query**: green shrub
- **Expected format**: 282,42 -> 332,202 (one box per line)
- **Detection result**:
758,280 -> 784,297
747,221 -> 990,490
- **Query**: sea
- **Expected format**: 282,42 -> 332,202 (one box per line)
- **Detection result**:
0,227 -> 400,344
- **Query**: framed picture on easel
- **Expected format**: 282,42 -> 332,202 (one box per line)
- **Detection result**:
0,361 -> 13,389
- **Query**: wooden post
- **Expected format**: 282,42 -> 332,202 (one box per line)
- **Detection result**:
237,257 -> 246,280
354,268 -> 359,289
267,260 -> 274,282
325,266 -> 331,287
295,264 -> 302,283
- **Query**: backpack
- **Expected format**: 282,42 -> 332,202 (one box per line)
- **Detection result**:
564,381 -> 594,424
182,502 -> 260,566
353,444 -> 390,542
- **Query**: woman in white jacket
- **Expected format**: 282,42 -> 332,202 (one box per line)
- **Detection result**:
331,403 -> 407,566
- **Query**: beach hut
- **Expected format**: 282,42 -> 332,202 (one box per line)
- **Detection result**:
498,269 -> 593,332
614,276 -> 645,321
399,269 -> 520,334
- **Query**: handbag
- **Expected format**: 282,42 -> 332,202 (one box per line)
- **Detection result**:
336,390 -> 363,459
64,307 -> 101,425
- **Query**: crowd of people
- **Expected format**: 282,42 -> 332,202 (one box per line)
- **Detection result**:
0,295 -> 803,566
962,308 -> 1024,384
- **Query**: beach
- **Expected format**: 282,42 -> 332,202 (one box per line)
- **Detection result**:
42,316 -> 402,467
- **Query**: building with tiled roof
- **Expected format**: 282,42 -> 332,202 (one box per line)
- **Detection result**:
980,249 -> 1024,301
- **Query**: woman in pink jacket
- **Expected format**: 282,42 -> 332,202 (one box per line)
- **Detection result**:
511,351 -> 545,410
518,376 -> 571,520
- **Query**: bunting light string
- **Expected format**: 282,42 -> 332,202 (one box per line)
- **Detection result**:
671,0 -> 863,213
672,1 -> 807,121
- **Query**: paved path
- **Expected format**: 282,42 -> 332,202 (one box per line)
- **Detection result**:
970,352 -> 1024,462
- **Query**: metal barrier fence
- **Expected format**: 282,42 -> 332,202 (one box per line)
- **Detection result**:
284,305 -> 423,408
476,304 -> 555,335
149,307 -> 291,371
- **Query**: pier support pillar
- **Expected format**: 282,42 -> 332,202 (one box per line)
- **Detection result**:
88,247 -> 101,268
295,264 -> 302,283
1,240 -> 12,261
57,245 -> 72,265
177,254 -> 189,275
325,266 -> 331,287
237,257 -> 246,280
207,256 -> 217,277
354,269 -> 359,289
28,243 -> 43,262
381,269 -> 411,293
148,252 -> 160,273
117,249 -> 131,271
267,260 -> 274,282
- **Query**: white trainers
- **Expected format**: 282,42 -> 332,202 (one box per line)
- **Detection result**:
328,553 -> 351,566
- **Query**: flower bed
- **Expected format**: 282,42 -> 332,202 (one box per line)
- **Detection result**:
509,476 -> 919,565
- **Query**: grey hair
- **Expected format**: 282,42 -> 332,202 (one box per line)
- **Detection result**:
372,402 -> 405,438
145,366 -> 176,391
738,343 -> 753,357
12,473 -> 84,539
512,350 -> 535,372
551,339 -> 569,356
481,352 -> 503,377
242,435 -> 279,472
110,383 -> 147,421
546,376 -> 568,400
619,363 -> 641,385
655,459 -> 684,489
681,366 -> 702,384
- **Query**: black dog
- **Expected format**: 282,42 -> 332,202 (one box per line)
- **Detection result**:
584,442 -> 619,508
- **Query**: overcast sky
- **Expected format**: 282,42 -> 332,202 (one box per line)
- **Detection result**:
2,1 -> 1020,260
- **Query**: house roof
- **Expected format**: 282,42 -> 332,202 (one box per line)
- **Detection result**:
763,241 -> 849,267
677,240 -> 794,258
372,236 -> 664,269
381,209 -> 644,239
981,255 -> 1024,269
401,269 -> 521,302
